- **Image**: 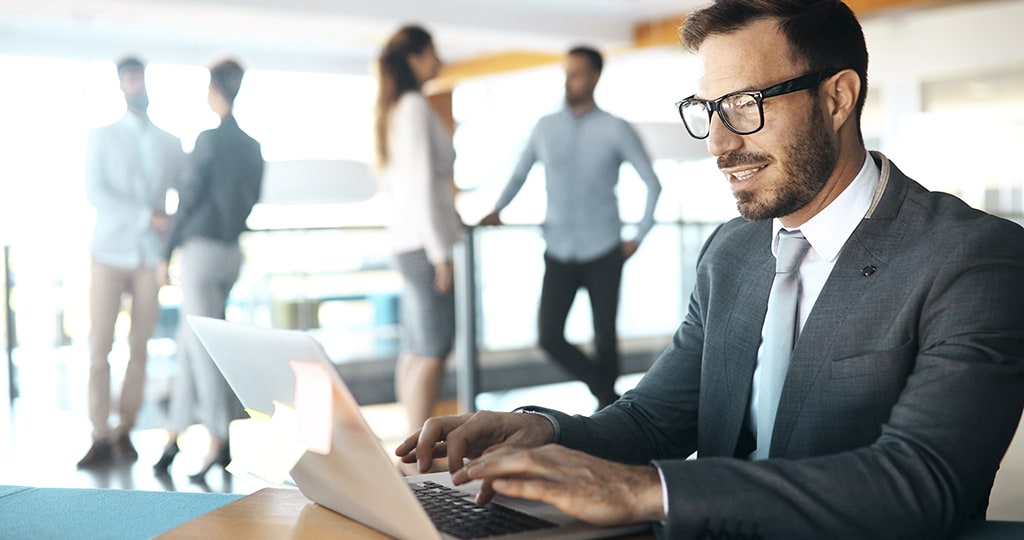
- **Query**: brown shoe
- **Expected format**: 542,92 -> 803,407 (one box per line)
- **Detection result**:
76,441 -> 113,469
113,434 -> 138,462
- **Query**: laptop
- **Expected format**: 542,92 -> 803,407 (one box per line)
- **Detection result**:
187,315 -> 649,540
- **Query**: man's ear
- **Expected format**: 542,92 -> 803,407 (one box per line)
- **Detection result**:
824,69 -> 861,132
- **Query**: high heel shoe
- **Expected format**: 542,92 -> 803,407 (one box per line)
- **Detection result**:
188,445 -> 231,483
153,442 -> 179,474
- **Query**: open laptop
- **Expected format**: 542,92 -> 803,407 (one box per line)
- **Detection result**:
187,315 -> 649,540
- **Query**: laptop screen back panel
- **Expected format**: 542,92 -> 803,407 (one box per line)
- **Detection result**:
187,316 -> 440,540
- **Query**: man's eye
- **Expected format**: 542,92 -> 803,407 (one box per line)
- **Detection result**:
732,97 -> 758,111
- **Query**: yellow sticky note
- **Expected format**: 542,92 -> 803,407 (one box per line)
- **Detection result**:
289,360 -> 334,455
243,407 -> 271,422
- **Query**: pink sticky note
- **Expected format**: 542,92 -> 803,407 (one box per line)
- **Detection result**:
289,360 -> 333,455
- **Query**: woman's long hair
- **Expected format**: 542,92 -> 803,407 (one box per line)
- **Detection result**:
374,25 -> 434,168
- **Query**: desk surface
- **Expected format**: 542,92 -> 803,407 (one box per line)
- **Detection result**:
155,487 -> 391,539
157,485 -> 1024,540
157,486 -> 652,540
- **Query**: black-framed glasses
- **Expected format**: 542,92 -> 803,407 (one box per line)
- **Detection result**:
675,68 -> 841,139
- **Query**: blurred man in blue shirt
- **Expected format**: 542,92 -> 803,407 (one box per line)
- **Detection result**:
480,46 -> 662,409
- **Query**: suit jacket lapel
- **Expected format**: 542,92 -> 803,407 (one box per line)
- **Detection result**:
711,222 -> 774,456
725,254 -> 774,399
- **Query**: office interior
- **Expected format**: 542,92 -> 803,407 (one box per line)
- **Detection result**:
1,0 -> 1023,520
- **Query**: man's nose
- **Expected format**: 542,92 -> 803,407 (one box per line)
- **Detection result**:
706,114 -> 743,158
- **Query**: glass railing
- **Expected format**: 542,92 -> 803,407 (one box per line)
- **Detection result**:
227,222 -> 720,409
10,214 -> 1023,408
2,222 -> 720,409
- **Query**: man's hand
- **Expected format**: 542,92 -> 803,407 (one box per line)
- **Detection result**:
433,260 -> 454,293
150,211 -> 170,233
395,411 -> 554,475
156,260 -> 170,287
478,211 -> 503,226
453,444 -> 666,527
621,240 -> 639,260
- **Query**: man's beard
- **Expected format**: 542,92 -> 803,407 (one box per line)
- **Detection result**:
125,93 -> 150,114
565,88 -> 591,109
728,105 -> 838,222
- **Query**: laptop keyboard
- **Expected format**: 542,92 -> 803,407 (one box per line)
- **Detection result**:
411,481 -> 558,539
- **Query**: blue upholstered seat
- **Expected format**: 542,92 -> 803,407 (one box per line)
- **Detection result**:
0,485 -> 243,539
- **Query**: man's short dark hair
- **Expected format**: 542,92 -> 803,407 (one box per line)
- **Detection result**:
568,46 -> 603,74
209,58 -> 245,103
681,0 -> 868,126
116,56 -> 145,75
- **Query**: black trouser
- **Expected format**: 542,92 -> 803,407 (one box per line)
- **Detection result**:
537,245 -> 624,405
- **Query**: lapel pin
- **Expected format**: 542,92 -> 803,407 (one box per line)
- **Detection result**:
862,265 -> 877,276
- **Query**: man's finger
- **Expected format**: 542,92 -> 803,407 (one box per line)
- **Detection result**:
490,477 -> 560,503
399,441 -> 447,464
463,445 -> 541,481
474,478 -> 497,505
394,430 -> 422,457
444,425 -> 471,474
414,418 -> 452,472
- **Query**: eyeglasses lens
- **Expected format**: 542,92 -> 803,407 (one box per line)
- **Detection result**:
719,94 -> 762,135
681,101 -> 711,138
680,93 -> 767,138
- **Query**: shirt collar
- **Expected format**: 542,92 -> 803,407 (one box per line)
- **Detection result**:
772,152 -> 881,262
561,103 -> 599,119
120,111 -> 151,132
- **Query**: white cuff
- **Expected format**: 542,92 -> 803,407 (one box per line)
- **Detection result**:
652,461 -> 670,523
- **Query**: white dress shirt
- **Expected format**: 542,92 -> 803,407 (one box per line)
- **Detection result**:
85,112 -> 184,267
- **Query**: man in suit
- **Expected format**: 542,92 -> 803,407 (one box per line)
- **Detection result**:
396,1 -> 1024,538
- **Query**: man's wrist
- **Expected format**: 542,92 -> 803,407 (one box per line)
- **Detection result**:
512,407 -> 560,444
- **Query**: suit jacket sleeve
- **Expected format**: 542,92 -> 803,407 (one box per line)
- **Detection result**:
543,225 -> 729,463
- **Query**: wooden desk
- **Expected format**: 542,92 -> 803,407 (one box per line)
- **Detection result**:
156,488 -> 389,539
156,486 -> 1024,540
157,487 -> 652,539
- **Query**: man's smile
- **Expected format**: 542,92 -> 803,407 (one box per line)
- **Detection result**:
724,164 -> 768,189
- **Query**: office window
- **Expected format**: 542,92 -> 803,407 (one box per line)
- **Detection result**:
916,69 -> 1024,215
0,56 -> 377,345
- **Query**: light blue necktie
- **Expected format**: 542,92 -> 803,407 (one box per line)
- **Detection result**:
755,230 -> 811,459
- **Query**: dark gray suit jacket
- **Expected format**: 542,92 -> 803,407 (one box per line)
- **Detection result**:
543,153 -> 1024,539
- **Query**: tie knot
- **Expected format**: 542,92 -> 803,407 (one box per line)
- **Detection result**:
776,230 -> 810,274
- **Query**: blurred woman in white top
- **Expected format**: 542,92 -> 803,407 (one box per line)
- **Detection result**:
374,24 -> 461,432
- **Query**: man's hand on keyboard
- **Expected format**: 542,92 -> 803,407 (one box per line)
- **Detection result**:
395,411 -> 555,475
452,443 -> 666,527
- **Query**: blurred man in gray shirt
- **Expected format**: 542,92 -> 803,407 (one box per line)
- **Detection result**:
480,46 -> 662,409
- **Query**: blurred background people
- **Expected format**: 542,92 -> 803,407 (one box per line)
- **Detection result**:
373,25 -> 462,433
79,56 -> 185,469
479,46 -> 662,410
153,58 -> 264,481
